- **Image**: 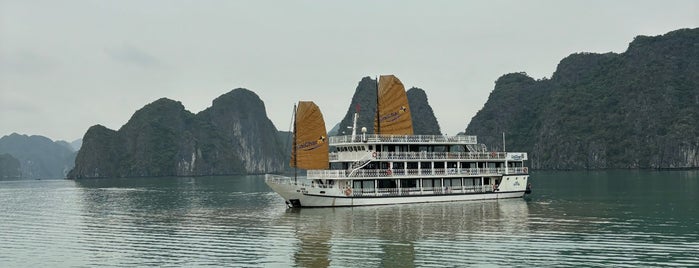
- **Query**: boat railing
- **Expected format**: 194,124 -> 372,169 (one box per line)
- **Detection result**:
330,134 -> 477,145
307,167 -> 528,179
378,151 -> 508,160
265,174 -> 312,187
330,151 -> 517,161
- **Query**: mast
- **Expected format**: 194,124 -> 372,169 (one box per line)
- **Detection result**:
292,104 -> 297,182
375,76 -> 380,134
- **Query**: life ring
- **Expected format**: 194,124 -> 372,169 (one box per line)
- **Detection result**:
387,169 -> 392,176
372,151 -> 378,158
490,152 -> 496,158
344,187 -> 352,196
523,167 -> 528,173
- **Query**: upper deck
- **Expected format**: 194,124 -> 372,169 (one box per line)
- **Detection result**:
330,134 -> 478,146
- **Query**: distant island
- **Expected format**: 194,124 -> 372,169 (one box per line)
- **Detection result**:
467,28 -> 698,169
0,133 -> 80,180
68,89 -> 288,178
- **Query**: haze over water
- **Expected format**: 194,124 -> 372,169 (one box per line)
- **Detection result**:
1,170 -> 697,267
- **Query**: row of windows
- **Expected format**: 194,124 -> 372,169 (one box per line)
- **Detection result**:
336,145 -> 373,152
353,178 -> 485,190
337,161 -> 522,170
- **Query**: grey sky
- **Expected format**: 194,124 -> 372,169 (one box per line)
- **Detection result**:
1,0 -> 697,141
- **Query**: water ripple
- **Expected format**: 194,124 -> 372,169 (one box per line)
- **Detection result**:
1,174 -> 698,267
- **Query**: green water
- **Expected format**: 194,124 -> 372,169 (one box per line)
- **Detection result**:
0,170 -> 697,267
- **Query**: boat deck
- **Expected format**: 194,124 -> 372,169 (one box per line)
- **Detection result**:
330,134 -> 478,145
307,167 -> 528,179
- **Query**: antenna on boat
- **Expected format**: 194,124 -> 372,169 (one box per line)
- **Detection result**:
351,104 -> 359,141
502,132 -> 506,152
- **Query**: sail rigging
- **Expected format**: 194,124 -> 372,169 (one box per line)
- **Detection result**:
290,101 -> 329,170
374,75 -> 414,135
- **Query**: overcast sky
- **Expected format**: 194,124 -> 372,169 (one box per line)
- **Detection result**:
1,1 -> 697,142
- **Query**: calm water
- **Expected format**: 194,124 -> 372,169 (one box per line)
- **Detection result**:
1,170 -> 698,267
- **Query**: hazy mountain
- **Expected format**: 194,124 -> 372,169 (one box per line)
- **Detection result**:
466,28 -> 699,169
70,139 -> 82,151
0,153 -> 21,180
0,133 -> 77,179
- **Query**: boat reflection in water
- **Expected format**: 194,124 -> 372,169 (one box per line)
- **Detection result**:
274,199 -> 530,267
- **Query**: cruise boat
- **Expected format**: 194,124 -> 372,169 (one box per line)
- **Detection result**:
265,75 -> 531,207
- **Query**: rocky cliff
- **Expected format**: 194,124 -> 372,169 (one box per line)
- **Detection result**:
466,28 -> 699,169
68,88 -> 287,178
332,77 -> 442,135
0,133 -> 77,179
407,87 -> 442,135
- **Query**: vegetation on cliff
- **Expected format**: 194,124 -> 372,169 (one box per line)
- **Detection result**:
68,89 -> 287,178
466,28 -> 699,169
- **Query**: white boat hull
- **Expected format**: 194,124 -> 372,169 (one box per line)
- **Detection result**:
265,174 -> 529,208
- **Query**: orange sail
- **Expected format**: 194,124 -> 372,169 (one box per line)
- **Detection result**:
290,101 -> 329,169
374,75 -> 414,135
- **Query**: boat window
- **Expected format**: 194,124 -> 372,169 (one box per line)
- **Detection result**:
447,162 -> 457,168
407,162 -> 418,169
377,179 -> 397,189
353,180 -> 375,193
369,145 -> 373,150
449,178 -> 462,187
464,178 -> 475,186
444,178 -> 452,187
420,162 -> 431,169
434,162 -> 445,169
422,178 -> 441,189
401,179 -> 418,188
331,163 -> 343,169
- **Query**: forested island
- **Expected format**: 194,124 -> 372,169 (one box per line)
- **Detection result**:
467,28 -> 698,169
